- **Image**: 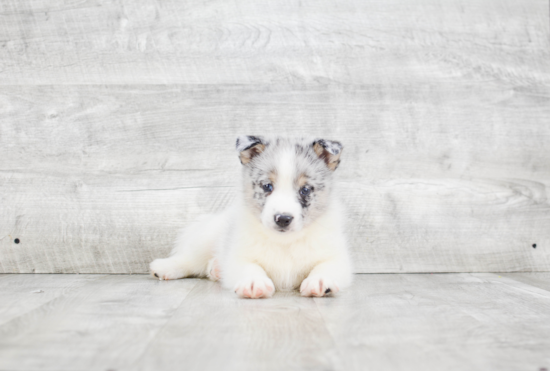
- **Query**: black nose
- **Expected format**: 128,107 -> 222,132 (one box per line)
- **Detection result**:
274,214 -> 294,228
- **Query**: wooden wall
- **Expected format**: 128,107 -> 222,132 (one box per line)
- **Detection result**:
1,0 -> 549,273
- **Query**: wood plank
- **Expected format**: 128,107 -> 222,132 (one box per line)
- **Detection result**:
0,274 -> 549,370
1,83 -> 549,273
501,272 -> 550,292
0,274 -> 103,326
0,0 -> 548,85
314,273 -> 550,371
0,275 -> 199,371
132,279 -> 338,371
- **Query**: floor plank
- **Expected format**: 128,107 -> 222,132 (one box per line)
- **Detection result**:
314,273 -> 550,371
501,272 -> 550,292
133,280 -> 338,371
0,274 -> 103,326
1,274 -> 549,371
0,275 -> 199,371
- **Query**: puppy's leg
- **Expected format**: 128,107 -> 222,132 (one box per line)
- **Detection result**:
300,257 -> 353,297
206,257 -> 221,281
150,254 -> 196,281
227,263 -> 275,299
150,212 -> 228,281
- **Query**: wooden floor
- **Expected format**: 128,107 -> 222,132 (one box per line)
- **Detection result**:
1,273 -> 549,371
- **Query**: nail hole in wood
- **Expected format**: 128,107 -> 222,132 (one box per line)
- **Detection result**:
532,243 -> 537,248
14,238 -> 20,244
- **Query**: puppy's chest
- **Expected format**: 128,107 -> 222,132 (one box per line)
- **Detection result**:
252,242 -> 324,283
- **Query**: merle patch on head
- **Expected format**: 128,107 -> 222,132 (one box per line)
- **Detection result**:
313,139 -> 343,171
236,135 -> 267,165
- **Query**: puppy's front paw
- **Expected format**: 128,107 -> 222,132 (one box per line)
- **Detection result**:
234,276 -> 275,299
149,258 -> 186,281
300,276 -> 340,297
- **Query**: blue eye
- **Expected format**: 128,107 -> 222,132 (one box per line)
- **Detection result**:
263,183 -> 273,193
300,186 -> 312,197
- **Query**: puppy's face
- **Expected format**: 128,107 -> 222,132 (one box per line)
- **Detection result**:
237,136 -> 342,234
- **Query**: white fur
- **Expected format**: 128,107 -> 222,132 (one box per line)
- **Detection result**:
260,148 -> 304,233
150,138 -> 353,299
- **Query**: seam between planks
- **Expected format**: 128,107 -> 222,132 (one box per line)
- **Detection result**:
311,296 -> 346,368
479,273 -> 550,297
125,278 -> 202,369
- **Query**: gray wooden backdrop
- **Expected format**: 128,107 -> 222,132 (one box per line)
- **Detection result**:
1,0 -> 549,274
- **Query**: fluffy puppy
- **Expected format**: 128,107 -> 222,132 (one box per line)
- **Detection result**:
150,136 -> 353,298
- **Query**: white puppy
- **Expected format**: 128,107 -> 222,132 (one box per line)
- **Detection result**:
150,136 -> 353,299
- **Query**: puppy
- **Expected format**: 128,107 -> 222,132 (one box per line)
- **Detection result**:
150,136 -> 353,298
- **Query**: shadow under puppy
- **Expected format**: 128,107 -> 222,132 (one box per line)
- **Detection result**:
150,136 -> 353,298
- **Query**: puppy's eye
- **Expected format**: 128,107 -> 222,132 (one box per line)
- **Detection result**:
263,183 -> 273,193
299,186 -> 312,197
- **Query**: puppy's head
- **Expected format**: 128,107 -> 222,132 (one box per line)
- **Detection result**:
236,135 -> 342,234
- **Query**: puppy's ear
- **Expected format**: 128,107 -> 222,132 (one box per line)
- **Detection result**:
236,135 -> 267,165
313,139 -> 343,171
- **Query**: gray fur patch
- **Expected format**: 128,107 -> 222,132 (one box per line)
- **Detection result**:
236,135 -> 266,152
314,139 -> 343,155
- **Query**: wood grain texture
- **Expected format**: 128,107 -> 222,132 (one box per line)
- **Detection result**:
0,274 -> 103,326
0,0 -> 548,85
0,274 -> 199,371
134,279 -> 338,371
314,273 -> 550,371
1,84 -> 549,273
0,274 -> 549,370
502,272 -> 550,291
1,0 -> 549,273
